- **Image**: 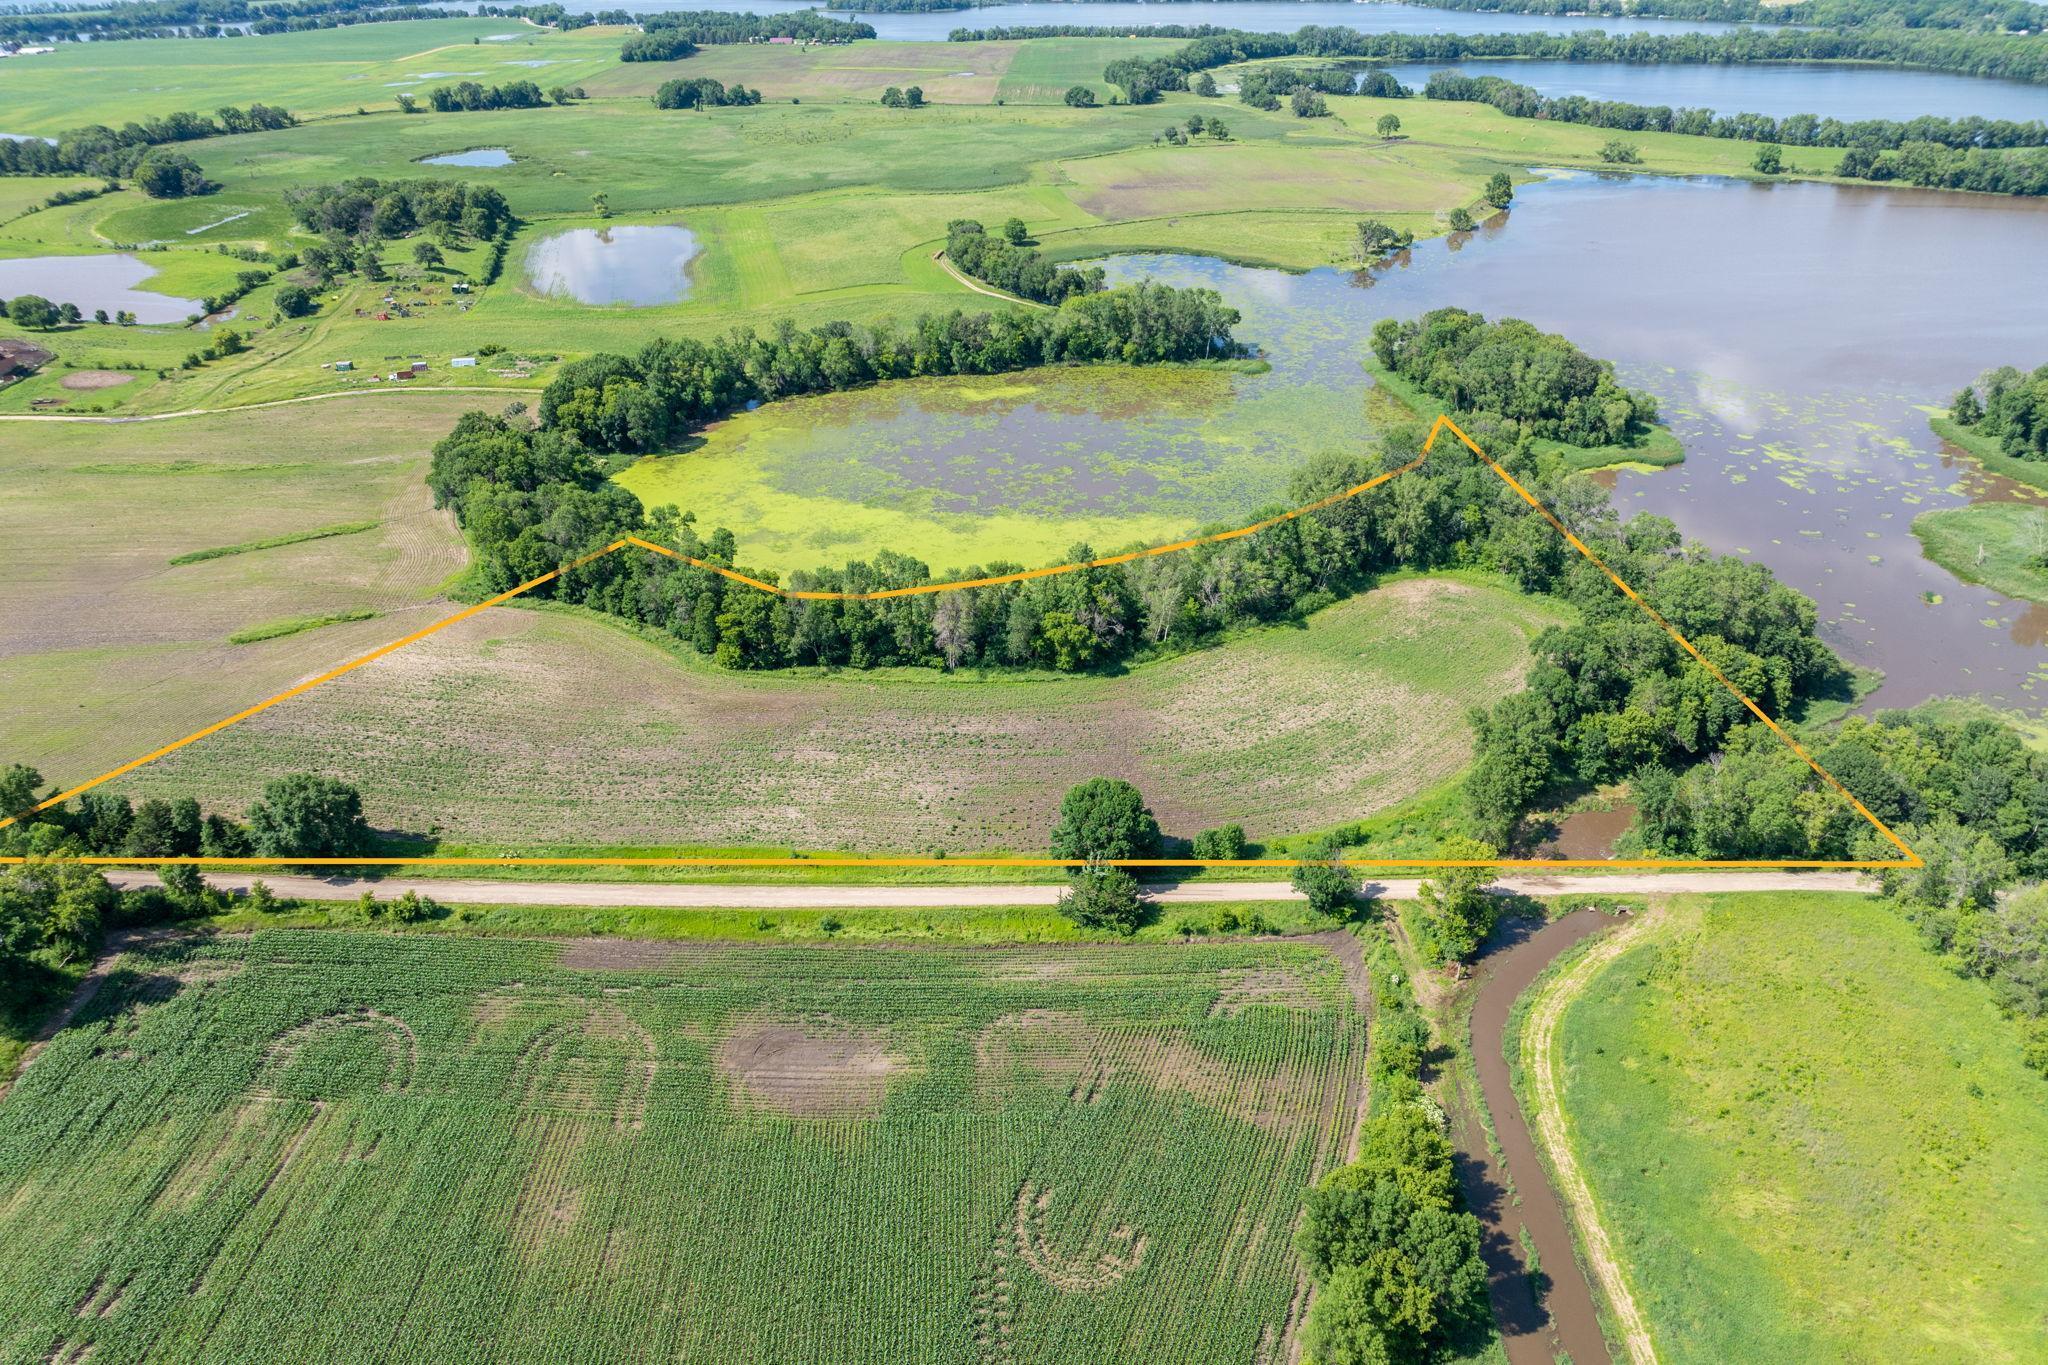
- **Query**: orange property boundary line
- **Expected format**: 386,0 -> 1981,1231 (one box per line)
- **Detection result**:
1,416 -> 1920,871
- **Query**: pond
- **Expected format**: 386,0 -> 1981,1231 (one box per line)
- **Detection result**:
1093,173 -> 2048,714
525,225 -> 699,306
419,147 -> 515,167
613,364 -> 1317,570
1363,58 -> 2048,122
0,254 -> 199,324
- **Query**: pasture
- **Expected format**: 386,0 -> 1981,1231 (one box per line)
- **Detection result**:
0,928 -> 1369,1362
0,19 -> 624,133
1540,895 -> 2048,1361
117,574 -> 1567,853
0,35 -> 1863,418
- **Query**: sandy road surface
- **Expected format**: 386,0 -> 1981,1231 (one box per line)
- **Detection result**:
104,871 -> 1871,908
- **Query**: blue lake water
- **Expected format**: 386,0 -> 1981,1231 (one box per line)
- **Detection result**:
1364,58 -> 2048,122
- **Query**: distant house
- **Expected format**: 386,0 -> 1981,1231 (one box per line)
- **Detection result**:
410,360 -> 428,374
450,356 -> 477,368
768,34 -> 795,44
0,339 -> 53,383
333,359 -> 354,372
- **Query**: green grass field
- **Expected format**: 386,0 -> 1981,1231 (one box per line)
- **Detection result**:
1541,895 -> 2048,1362
1912,501 -> 2048,605
0,927 -> 1368,1361
0,37 -> 1866,418
0,19 -> 625,132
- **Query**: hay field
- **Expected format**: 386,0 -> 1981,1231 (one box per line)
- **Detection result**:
0,928 -> 1368,1362
120,575 -> 1566,853
0,395 -> 476,782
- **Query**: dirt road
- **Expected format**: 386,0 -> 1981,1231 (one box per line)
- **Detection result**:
102,871 -> 1870,908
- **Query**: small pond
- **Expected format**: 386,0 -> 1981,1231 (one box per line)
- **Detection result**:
0,254 -> 199,324
526,225 -> 699,306
420,147 -> 515,167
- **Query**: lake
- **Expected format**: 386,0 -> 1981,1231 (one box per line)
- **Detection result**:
0,254 -> 199,323
525,225 -> 699,305
1364,59 -> 2048,122
419,147 -> 516,167
430,0 -> 1789,38
1093,174 -> 2048,713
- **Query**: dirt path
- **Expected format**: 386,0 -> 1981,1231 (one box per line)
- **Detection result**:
0,927 -> 181,1102
0,385 -> 539,424
102,871 -> 1869,908
931,250 -> 1053,309
1460,910 -> 1628,1365
1522,912 -> 1661,1365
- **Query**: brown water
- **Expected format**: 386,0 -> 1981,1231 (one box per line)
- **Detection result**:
1459,909 -> 1622,1365
1098,174 -> 2048,714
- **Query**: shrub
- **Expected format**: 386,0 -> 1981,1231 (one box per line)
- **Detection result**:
1056,860 -> 1145,935
1192,824 -> 1248,860
1292,838 -> 1360,920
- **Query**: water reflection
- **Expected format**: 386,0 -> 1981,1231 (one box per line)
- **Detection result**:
0,254 -> 198,323
1363,59 -> 2048,122
1097,173 -> 2048,712
526,225 -> 699,306
419,147 -> 514,167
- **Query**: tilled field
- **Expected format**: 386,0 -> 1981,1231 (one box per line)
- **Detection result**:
126,575 -> 1565,851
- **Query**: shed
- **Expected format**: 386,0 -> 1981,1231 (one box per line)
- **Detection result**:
333,359 -> 354,372
450,356 -> 477,368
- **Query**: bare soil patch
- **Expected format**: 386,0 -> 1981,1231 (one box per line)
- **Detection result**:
717,1014 -> 909,1118
59,369 -> 134,391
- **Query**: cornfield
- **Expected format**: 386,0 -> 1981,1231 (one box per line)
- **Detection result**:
0,930 -> 1369,1364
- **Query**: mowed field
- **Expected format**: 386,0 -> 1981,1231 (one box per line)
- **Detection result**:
0,395 -> 476,778
119,575 -> 1565,852
0,928 -> 1369,1363
1543,895 -> 2048,1362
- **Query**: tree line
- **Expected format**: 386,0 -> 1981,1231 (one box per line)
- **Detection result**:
1085,24 -> 2048,99
0,0 -> 447,45
1627,706 -> 2048,1076
944,219 -> 1104,305
1422,71 -> 2048,150
421,80 -> 548,113
1,764 -> 374,864
0,103 -> 295,179
1949,363 -> 2048,458
1370,308 -> 1661,448
1394,0 -> 2048,32
623,8 -> 875,57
